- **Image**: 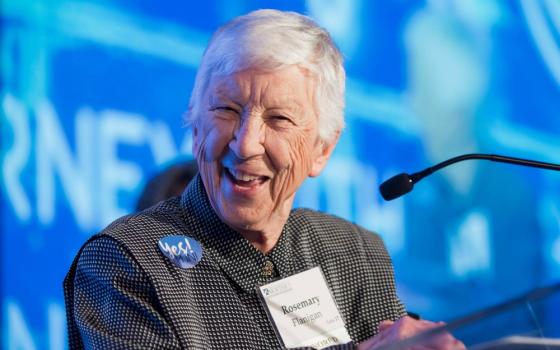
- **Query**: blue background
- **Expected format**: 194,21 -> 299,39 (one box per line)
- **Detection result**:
2,0 -> 560,348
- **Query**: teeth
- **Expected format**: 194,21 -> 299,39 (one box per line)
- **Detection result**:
228,168 -> 261,181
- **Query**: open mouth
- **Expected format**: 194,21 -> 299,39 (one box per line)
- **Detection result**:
224,167 -> 270,187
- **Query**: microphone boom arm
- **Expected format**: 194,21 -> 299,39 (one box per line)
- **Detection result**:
380,153 -> 560,201
410,153 -> 560,184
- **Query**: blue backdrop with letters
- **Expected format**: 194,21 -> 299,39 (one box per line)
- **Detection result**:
2,0 -> 560,348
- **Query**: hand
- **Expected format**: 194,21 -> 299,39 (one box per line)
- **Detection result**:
357,316 -> 465,350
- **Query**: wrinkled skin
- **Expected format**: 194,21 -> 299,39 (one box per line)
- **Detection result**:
193,65 -> 337,252
358,317 -> 466,350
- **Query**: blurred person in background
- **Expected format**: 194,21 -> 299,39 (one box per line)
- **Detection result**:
401,4 -> 543,320
135,160 -> 199,212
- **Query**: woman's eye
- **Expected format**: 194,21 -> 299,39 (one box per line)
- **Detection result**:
212,106 -> 238,113
269,115 -> 295,127
271,115 -> 292,122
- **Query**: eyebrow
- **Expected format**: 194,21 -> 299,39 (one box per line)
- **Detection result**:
266,104 -> 303,113
208,94 -> 243,107
265,97 -> 304,111
210,93 -> 305,111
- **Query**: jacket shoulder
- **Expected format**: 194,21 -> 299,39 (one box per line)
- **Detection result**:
290,208 -> 388,254
102,197 -> 185,244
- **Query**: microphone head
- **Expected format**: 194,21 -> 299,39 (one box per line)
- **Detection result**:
379,173 -> 414,201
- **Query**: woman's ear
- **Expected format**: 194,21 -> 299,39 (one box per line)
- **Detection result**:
308,132 -> 340,177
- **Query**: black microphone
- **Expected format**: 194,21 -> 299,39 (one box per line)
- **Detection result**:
379,153 -> 560,201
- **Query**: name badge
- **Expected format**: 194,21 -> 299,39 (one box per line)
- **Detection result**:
258,267 -> 351,349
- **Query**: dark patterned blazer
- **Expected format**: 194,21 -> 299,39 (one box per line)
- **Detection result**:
64,176 -> 406,349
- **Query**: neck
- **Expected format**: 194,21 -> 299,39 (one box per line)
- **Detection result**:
238,195 -> 294,254
239,229 -> 282,254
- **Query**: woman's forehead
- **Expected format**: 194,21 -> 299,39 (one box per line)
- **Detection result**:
208,66 -> 317,105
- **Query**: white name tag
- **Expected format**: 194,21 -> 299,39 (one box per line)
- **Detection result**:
258,267 -> 352,349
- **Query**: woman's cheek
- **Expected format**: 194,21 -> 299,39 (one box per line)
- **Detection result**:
266,132 -> 312,188
265,134 -> 292,173
201,123 -> 235,161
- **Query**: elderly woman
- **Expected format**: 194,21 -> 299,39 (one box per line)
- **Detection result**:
64,9 -> 463,350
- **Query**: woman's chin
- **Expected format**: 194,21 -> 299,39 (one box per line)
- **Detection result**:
217,205 -> 269,233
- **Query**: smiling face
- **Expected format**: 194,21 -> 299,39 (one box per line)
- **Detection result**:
192,65 -> 338,234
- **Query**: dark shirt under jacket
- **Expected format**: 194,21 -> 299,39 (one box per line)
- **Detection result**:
64,176 -> 406,349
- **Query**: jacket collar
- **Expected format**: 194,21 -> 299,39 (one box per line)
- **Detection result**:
180,175 -> 303,293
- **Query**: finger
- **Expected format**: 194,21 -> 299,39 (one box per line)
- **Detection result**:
421,331 -> 463,350
356,330 -> 389,350
454,339 -> 467,350
418,319 -> 440,327
378,320 -> 394,332
391,316 -> 438,337
409,345 -> 433,350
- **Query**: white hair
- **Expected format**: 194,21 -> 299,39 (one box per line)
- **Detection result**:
186,9 -> 345,143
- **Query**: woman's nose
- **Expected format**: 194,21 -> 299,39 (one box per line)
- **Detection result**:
228,118 -> 265,159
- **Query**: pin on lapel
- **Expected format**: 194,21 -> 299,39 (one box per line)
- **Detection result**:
158,235 -> 203,269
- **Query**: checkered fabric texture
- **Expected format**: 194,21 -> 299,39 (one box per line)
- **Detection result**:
64,175 -> 406,349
